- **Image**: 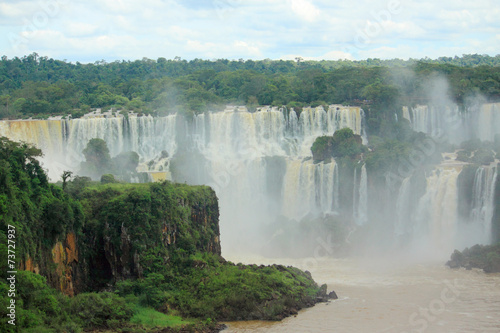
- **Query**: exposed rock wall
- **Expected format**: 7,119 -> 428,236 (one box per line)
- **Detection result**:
20,182 -> 221,296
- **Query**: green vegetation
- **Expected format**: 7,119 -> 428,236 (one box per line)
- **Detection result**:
0,136 -> 323,332
116,252 -> 321,321
456,139 -> 497,165
81,138 -> 113,178
1,54 -> 499,139
80,138 -> 141,180
130,306 -> 193,328
0,136 -> 82,258
0,269 -> 134,332
447,244 -> 500,273
311,128 -> 366,162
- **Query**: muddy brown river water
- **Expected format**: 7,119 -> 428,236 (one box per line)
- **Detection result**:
222,256 -> 500,333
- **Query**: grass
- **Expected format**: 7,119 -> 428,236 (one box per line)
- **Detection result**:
130,305 -> 194,328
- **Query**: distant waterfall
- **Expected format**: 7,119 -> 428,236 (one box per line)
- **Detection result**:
403,102 -> 500,144
470,165 -> 498,243
395,177 -> 412,237
282,159 -> 339,220
414,166 -> 462,256
403,104 -> 466,144
353,164 -> 368,226
476,103 -> 500,142
358,164 -> 368,225
0,119 -> 65,158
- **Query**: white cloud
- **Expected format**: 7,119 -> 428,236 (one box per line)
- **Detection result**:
0,2 -> 28,18
64,22 -> 98,37
289,0 -> 321,22
0,0 -> 498,61
379,21 -> 427,39
184,40 -> 262,59
233,41 -> 262,58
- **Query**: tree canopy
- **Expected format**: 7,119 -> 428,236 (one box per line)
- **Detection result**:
311,128 -> 366,162
0,54 -> 499,127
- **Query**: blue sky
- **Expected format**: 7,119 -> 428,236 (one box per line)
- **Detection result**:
1,0 -> 499,63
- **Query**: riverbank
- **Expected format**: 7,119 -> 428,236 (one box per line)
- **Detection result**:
222,255 -> 500,333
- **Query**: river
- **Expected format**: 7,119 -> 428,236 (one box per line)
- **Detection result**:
222,255 -> 500,333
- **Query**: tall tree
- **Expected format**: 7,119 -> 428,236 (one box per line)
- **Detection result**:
81,138 -> 112,179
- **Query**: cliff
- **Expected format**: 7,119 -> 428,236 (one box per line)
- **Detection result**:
447,244 -> 500,273
26,182 -> 221,295
1,137 -> 326,332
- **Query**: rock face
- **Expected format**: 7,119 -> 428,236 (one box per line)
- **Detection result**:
447,244 -> 500,273
21,182 -> 221,295
315,283 -> 339,303
50,233 -> 79,296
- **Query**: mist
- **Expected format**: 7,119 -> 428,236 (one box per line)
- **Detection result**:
1,93 -> 499,264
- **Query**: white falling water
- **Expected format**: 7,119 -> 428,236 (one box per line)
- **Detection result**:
127,114 -> 178,160
405,104 -> 466,144
282,159 -> 339,220
402,106 -> 411,123
3,104 -> 499,255
476,103 -> 500,142
296,105 -> 367,155
395,177 -> 412,237
354,164 -> 368,226
469,165 -> 498,244
67,116 -> 125,160
404,102 -> 500,144
413,166 -> 461,257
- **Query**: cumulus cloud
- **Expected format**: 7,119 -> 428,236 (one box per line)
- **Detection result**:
289,0 -> 321,22
0,0 -> 497,61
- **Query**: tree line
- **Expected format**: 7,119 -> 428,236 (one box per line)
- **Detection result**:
0,53 -> 499,124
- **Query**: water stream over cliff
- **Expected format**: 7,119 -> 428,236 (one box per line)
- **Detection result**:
402,102 -> 500,143
0,103 -> 499,255
2,102 -> 500,330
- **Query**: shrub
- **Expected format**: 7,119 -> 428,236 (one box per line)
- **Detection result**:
69,292 -> 133,329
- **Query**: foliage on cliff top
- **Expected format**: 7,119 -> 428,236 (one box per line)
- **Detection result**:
78,181 -> 219,262
311,128 -> 366,162
80,138 -> 141,180
116,252 -> 322,321
456,138 -> 497,165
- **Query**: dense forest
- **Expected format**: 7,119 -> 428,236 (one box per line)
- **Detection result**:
0,53 -> 499,130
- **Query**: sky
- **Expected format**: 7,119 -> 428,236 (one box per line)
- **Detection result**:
0,0 -> 499,63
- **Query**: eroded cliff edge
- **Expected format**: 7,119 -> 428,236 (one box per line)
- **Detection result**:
1,137 -> 331,331
21,181 -> 222,296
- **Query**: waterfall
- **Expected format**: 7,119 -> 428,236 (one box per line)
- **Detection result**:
469,165 -> 498,243
282,159 -> 339,220
127,114 -> 178,160
0,119 -> 69,179
3,104 -> 499,254
353,164 -> 368,226
395,177 -> 412,236
0,120 -> 65,157
405,104 -> 465,144
414,166 -> 461,256
476,103 -> 500,142
403,102 -> 500,144
67,116 -> 125,160
402,106 -> 411,123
